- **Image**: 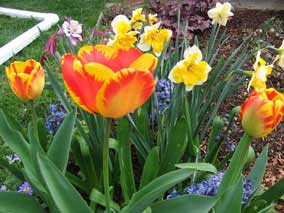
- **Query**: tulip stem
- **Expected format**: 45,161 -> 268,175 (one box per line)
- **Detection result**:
103,118 -> 112,213
31,100 -> 38,140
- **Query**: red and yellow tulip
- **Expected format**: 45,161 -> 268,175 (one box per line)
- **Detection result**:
5,59 -> 45,100
61,45 -> 157,118
240,88 -> 284,138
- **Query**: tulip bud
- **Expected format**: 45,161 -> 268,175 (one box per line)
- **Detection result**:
240,88 -> 284,138
5,59 -> 45,100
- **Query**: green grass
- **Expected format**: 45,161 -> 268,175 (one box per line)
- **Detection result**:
0,15 -> 38,47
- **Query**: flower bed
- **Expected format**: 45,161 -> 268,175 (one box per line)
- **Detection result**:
0,1 -> 284,212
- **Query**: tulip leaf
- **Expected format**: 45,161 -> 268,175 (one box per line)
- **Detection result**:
151,195 -> 217,213
215,133 -> 250,209
215,177 -> 243,213
37,118 -> 48,151
0,109 -> 30,165
90,188 -> 120,211
248,144 -> 268,193
117,118 -> 136,201
71,137 -> 98,191
175,162 -> 217,174
37,153 -> 92,213
257,179 -> 284,206
121,169 -> 193,213
159,118 -> 188,175
0,192 -> 44,212
139,146 -> 160,189
48,110 -> 76,173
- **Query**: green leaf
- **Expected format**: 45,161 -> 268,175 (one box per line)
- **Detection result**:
248,144 -> 268,193
48,110 -> 76,173
175,162 -> 217,174
257,179 -> 284,205
0,157 -> 24,180
90,188 -> 120,211
117,118 -> 136,201
159,118 -> 188,174
151,195 -> 217,213
71,137 -> 97,191
217,133 -> 250,197
215,177 -> 243,213
37,118 -> 48,151
37,153 -> 92,213
140,146 -> 160,189
121,169 -> 193,213
0,109 -> 30,165
0,192 -> 44,212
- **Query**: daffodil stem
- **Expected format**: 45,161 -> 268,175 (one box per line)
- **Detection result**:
103,118 -> 112,213
31,100 -> 38,140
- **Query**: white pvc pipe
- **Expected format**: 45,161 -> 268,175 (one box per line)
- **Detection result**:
0,7 -> 59,65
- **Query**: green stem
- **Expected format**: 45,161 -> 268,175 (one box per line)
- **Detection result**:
31,100 -> 38,140
103,118 -> 112,213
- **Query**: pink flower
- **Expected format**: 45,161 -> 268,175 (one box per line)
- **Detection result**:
45,32 -> 58,55
59,17 -> 83,46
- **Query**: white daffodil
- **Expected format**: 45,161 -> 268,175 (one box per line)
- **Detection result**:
208,2 -> 234,26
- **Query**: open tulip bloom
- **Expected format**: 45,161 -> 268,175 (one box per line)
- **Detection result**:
240,88 -> 284,138
61,45 -> 157,118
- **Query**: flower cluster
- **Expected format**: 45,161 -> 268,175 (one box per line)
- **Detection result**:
168,172 -> 252,204
107,8 -> 172,57
18,182 -> 33,195
45,102 -> 66,134
155,78 -> 172,111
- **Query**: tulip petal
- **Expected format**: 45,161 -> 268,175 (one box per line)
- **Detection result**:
26,63 -> 45,99
129,53 -> 157,72
78,45 -> 143,72
96,69 -> 155,118
61,54 -> 106,113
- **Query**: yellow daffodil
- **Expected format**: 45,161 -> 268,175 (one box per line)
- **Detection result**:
111,15 -> 131,34
131,8 -> 146,30
168,45 -> 211,91
277,40 -> 284,69
137,23 -> 172,57
148,13 -> 158,26
248,51 -> 273,91
208,2 -> 234,26
107,31 -> 138,51
108,15 -> 138,52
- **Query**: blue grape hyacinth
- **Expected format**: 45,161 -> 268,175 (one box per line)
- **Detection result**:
168,172 -> 252,204
46,102 -> 66,134
155,78 -> 172,111
18,182 -> 33,195
166,188 -> 180,199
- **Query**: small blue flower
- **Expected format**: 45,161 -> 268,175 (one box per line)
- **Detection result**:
6,154 -> 21,164
169,172 -> 252,204
0,185 -> 7,191
155,78 -> 172,111
46,102 -> 66,134
166,188 -> 180,199
18,182 -> 33,195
